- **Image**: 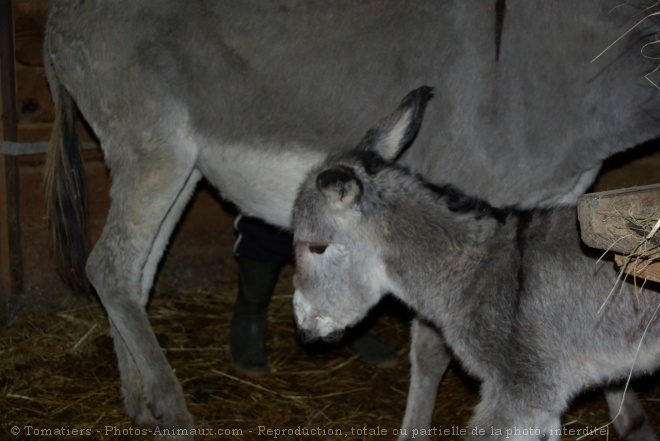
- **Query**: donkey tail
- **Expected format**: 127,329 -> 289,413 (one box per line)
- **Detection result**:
43,66 -> 90,294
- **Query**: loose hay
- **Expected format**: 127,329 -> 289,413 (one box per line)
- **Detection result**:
1,266 -> 658,440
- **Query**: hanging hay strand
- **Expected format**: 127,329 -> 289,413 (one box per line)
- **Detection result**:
1,265 -> 658,440
592,2 -> 660,89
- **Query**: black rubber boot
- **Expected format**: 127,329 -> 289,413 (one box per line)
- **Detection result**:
345,330 -> 398,368
229,257 -> 281,377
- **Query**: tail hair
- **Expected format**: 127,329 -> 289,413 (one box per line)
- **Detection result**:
44,80 -> 90,294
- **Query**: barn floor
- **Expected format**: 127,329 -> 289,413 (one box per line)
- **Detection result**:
1,264 -> 659,441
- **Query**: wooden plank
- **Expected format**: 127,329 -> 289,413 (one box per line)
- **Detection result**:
614,254 -> 660,284
14,1 -> 52,130
578,184 -> 660,255
578,184 -> 660,284
0,0 -> 24,323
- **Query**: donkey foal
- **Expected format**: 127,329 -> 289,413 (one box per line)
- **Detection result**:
292,87 -> 660,441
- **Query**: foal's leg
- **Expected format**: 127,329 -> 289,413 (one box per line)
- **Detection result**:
605,387 -> 659,441
399,318 -> 452,441
86,149 -> 200,438
467,382 -> 563,441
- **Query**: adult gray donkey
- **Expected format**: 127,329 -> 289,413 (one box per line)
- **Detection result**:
44,1 -> 659,438
293,86 -> 660,441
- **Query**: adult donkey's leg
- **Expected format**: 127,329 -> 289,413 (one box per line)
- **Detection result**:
86,146 -> 200,438
399,318 -> 452,441
113,167 -> 202,429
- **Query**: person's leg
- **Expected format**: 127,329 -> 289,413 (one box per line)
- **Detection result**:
229,215 -> 292,377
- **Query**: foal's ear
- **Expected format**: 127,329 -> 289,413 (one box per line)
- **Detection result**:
316,166 -> 363,210
359,86 -> 433,161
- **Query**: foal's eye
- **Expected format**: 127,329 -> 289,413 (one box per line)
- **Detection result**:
309,244 -> 327,255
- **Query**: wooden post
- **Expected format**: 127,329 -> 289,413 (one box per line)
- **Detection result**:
0,0 -> 24,323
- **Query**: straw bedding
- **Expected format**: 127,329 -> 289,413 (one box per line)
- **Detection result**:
1,265 -> 658,440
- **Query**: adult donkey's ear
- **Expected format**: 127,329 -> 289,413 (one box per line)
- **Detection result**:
358,86 -> 433,162
316,166 -> 363,210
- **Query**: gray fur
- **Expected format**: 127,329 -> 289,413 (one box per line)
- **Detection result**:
293,88 -> 660,440
44,1 -> 660,437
